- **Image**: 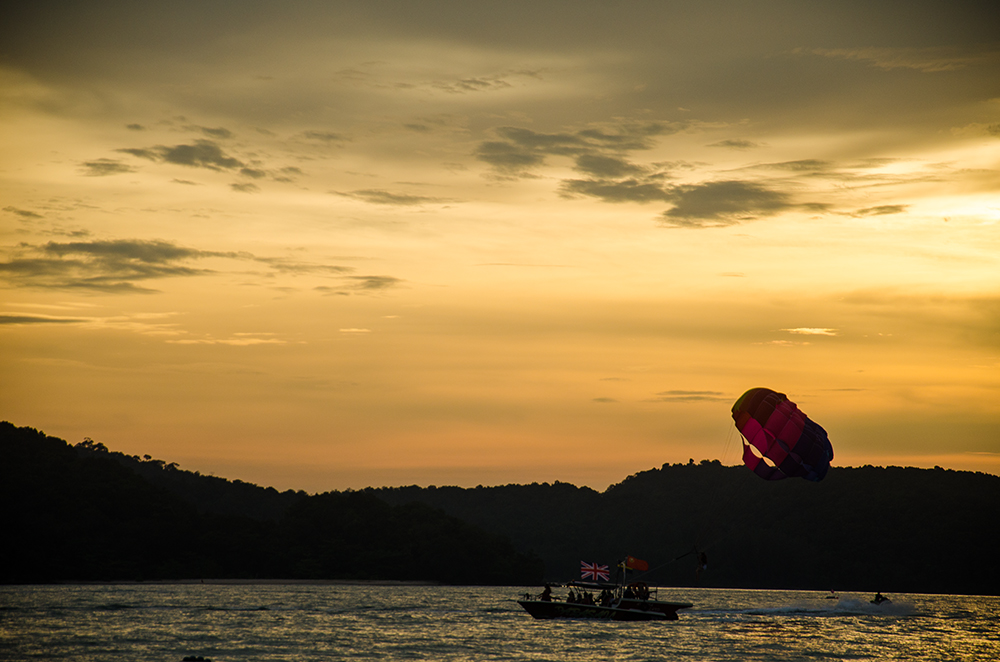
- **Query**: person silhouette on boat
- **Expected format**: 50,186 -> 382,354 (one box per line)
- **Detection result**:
872,592 -> 890,605
540,585 -> 552,602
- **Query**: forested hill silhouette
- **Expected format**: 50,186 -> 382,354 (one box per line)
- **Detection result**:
371,461 -> 1000,596
0,422 -> 541,585
3,421 -> 997,595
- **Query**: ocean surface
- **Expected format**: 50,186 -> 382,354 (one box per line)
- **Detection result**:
1,584 -> 997,661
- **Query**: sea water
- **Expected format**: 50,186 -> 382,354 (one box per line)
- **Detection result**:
0,584 -> 997,661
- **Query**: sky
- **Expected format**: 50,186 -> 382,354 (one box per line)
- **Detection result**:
2,1 -> 999,493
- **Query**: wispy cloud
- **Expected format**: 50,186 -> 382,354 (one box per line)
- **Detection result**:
335,189 -> 446,206
707,139 -> 761,150
852,205 -> 908,217
648,390 -> 729,402
0,239 -> 366,294
80,159 -> 137,176
783,328 -> 839,336
3,206 -> 43,219
0,313 -> 86,324
800,46 -> 994,73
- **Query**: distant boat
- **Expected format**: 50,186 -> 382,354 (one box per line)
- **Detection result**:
517,580 -> 692,622
871,593 -> 891,605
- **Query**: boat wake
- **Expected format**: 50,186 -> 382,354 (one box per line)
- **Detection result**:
694,598 -> 917,619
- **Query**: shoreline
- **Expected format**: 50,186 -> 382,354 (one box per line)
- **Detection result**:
45,579 -> 443,586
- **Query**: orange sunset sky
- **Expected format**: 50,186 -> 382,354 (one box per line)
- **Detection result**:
2,1 -> 998,492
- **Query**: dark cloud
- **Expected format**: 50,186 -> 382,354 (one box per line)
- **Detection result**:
659,180 -> 796,228
345,275 -> 403,291
230,182 -> 260,193
272,166 -> 304,183
254,257 -> 352,276
80,159 -> 136,176
313,275 -> 404,296
125,123 -> 146,131
433,76 -> 511,93
199,126 -> 233,139
302,130 -> 346,142
0,314 -> 84,324
475,122 -> 680,177
853,204 -> 908,216
0,239 -> 235,293
0,238 -> 373,294
708,139 -> 760,150
4,206 -> 43,219
560,178 -> 673,203
117,139 -> 243,170
474,141 -> 545,174
573,154 -> 647,178
758,159 -> 833,172
336,189 -> 443,206
239,167 -> 267,179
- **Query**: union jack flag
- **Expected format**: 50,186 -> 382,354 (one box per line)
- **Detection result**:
580,561 -> 610,581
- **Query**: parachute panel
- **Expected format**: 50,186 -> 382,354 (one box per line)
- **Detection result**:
731,387 -> 833,482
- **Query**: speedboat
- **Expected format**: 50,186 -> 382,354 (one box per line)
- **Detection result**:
517,580 -> 692,622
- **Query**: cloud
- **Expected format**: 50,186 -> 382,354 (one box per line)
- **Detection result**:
429,69 -> 542,94
658,180 -> 797,228
314,275 -> 404,296
168,332 -> 286,346
475,121 -> 680,177
708,139 -> 761,150
0,238 -> 371,293
783,328 -> 839,336
433,75 -> 512,94
335,189 -> 444,206
852,205 -> 908,217
0,313 -> 85,324
573,154 -> 647,178
800,46 -> 992,73
756,159 -> 833,173
4,206 -> 43,219
345,275 -> 402,291
253,257 -> 352,276
0,239 -> 236,293
80,159 -> 136,176
230,182 -> 260,193
198,126 -> 233,139
560,178 -> 673,203
649,390 -> 729,402
302,130 -> 346,143
117,139 -> 243,170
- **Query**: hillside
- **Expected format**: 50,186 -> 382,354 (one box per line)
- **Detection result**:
372,461 -> 1000,595
4,420 -> 997,594
0,422 -> 541,585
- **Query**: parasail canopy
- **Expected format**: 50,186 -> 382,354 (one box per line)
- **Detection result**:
731,387 -> 833,481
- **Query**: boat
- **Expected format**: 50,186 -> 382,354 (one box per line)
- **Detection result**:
517,580 -> 693,622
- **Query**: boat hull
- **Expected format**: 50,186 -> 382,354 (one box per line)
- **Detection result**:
517,599 -> 690,621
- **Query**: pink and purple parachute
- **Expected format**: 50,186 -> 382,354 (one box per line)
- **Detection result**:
731,388 -> 833,481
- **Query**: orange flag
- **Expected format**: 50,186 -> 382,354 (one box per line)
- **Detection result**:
625,555 -> 649,571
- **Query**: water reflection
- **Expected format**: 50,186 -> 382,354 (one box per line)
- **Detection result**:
1,585 -> 997,661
